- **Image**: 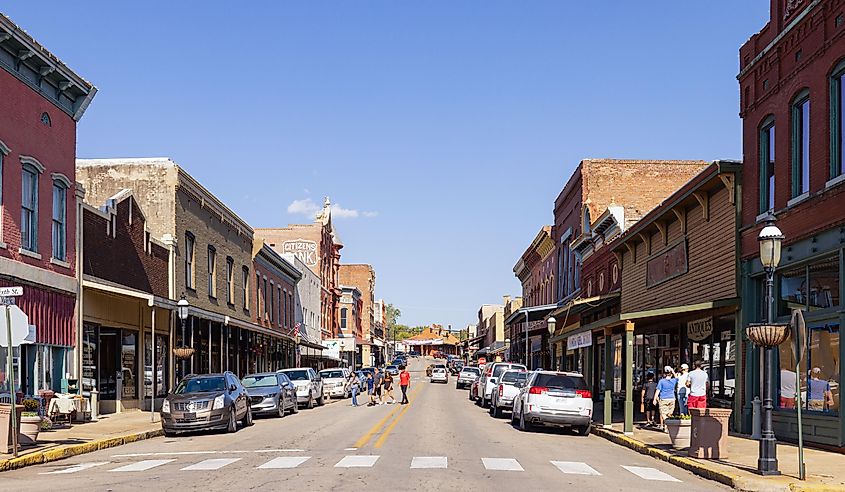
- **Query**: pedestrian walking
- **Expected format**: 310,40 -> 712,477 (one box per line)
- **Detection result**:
374,368 -> 384,405
687,360 -> 709,409
653,366 -> 677,431
399,365 -> 411,404
383,370 -> 395,404
366,372 -> 376,406
808,367 -> 834,411
347,371 -> 362,407
676,363 -> 690,416
642,373 -> 658,427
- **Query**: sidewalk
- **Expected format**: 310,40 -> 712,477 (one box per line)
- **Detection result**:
593,423 -> 845,491
0,411 -> 162,472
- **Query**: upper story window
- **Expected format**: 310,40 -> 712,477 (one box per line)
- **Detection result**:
263,277 -> 269,320
207,245 -> 217,298
278,287 -> 283,327
831,60 -> 845,180
51,177 -> 69,261
283,289 -> 288,328
21,159 -> 42,253
340,307 -> 348,330
256,272 -> 262,315
184,232 -> 195,290
759,117 -> 776,213
0,140 -> 9,241
226,257 -> 235,304
269,281 -> 275,324
791,91 -> 810,197
242,266 -> 250,308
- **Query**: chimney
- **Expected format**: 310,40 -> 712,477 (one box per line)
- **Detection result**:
503,295 -> 511,305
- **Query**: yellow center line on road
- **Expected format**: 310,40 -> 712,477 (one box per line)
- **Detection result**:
352,384 -> 424,449
373,384 -> 425,449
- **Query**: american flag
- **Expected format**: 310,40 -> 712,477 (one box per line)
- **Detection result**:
293,322 -> 301,337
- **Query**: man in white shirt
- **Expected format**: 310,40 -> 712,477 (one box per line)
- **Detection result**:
676,363 -> 690,415
687,360 -> 709,409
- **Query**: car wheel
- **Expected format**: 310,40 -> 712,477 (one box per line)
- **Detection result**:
493,404 -> 502,419
227,407 -> 238,433
243,406 -> 254,427
489,402 -> 495,416
511,405 -> 518,425
163,429 -> 176,438
317,391 -> 325,406
291,398 -> 299,414
278,397 -> 286,418
307,394 -> 315,409
482,397 -> 489,408
519,409 -> 531,432
575,424 -> 591,436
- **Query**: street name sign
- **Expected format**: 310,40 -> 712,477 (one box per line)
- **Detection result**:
0,286 -> 23,297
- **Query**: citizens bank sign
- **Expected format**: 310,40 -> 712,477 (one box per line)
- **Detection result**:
283,239 -> 318,267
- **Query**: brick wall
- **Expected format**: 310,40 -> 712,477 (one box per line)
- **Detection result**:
83,195 -> 169,297
253,247 -> 298,336
339,264 -> 376,338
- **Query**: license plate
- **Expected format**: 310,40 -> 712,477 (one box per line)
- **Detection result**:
182,412 -> 196,420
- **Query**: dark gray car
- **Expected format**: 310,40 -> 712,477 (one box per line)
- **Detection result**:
160,372 -> 253,436
243,372 -> 298,417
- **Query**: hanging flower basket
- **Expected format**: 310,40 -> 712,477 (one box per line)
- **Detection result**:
172,346 -> 195,360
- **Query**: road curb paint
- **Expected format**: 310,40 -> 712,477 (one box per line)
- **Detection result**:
0,428 -> 164,473
592,426 -> 838,491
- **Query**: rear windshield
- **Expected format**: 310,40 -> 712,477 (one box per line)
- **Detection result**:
501,372 -> 527,383
461,368 -> 480,375
533,373 -> 587,390
320,370 -> 345,378
493,364 -> 525,377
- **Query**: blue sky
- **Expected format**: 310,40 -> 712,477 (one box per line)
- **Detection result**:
4,1 -> 769,329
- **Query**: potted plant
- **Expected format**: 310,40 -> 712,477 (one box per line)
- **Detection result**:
19,398 -> 42,445
665,414 -> 692,449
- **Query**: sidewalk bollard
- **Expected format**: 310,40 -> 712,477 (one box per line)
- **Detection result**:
90,390 -> 99,421
751,396 -> 761,440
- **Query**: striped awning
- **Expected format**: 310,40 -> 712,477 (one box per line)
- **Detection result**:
0,279 -> 75,347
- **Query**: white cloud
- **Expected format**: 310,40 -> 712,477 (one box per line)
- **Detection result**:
287,198 -> 378,220
287,198 -> 320,218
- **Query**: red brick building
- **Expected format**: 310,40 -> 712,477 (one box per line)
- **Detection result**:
252,240 -> 302,370
339,264 -> 383,365
511,226 -> 557,368
0,13 -> 96,397
738,0 -> 845,447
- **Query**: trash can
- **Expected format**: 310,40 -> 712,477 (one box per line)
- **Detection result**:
688,407 -> 732,459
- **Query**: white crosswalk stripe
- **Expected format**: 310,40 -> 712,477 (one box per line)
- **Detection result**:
257,456 -> 311,469
335,455 -> 380,468
40,462 -> 110,475
109,459 -> 176,472
410,456 -> 447,469
551,461 -> 601,475
622,465 -> 682,482
481,458 -> 523,471
181,458 -> 242,471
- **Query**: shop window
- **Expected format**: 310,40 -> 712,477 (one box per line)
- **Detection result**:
791,92 -> 810,197
144,332 -> 169,397
759,117 -> 776,213
121,331 -> 137,400
778,322 -> 840,415
778,254 -> 841,316
82,324 -> 98,393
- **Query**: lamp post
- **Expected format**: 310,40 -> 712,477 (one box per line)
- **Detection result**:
176,296 -> 190,380
547,316 -> 556,370
749,216 -> 787,476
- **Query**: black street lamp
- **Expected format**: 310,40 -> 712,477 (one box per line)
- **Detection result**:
176,296 -> 191,380
748,216 -> 787,476
547,316 -> 557,370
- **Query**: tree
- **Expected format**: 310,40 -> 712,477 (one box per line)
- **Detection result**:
385,303 -> 401,330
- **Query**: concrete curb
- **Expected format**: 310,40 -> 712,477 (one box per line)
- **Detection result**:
0,428 -> 163,473
592,427 -> 843,492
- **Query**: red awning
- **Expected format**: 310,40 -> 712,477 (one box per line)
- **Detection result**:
0,279 -> 75,347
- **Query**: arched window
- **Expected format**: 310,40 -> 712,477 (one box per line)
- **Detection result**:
20,157 -> 44,253
759,115 -> 776,213
51,174 -> 70,261
830,59 -> 845,180
791,89 -> 810,198
0,140 -> 9,243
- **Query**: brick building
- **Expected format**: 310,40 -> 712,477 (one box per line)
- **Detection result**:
0,13 -> 96,397
252,240 -> 302,370
81,190 -> 173,412
511,227 -> 557,368
738,0 -> 845,447
256,197 -> 342,340
339,285 -> 364,367
339,264 -> 383,365
475,304 -> 505,361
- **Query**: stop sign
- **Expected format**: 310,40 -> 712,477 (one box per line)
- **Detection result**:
0,305 -> 30,347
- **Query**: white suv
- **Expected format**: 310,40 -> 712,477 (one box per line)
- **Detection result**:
477,362 -> 526,408
512,371 -> 592,435
489,369 -> 527,418
278,367 -> 324,409
319,368 -> 350,398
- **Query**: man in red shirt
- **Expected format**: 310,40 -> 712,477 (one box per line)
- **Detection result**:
399,365 -> 411,404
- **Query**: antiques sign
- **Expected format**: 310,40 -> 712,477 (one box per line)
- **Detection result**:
687,317 -> 714,342
283,239 -> 318,267
646,240 -> 688,288
567,331 -> 593,350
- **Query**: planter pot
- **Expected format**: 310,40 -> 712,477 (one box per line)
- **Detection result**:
19,414 -> 42,445
665,418 -> 692,449
0,404 -> 24,454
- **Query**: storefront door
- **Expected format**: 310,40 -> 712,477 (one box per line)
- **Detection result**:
99,329 -> 120,400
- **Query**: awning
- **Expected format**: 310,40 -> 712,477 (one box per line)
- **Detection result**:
503,303 -> 559,326
548,292 -> 621,343
299,339 -> 324,350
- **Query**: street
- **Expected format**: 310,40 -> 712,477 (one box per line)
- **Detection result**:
3,358 -> 725,491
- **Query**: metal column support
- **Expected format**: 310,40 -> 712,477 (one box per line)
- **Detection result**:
603,326 -> 613,428
624,321 -> 634,435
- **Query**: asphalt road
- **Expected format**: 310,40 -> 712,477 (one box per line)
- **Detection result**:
3,358 -> 727,491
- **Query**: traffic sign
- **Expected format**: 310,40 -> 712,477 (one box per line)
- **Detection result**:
0,305 -> 29,347
0,286 -> 23,297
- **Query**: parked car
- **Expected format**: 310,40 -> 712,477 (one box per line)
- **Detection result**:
160,372 -> 252,436
385,365 -> 400,376
242,372 -> 298,417
489,369 -> 527,418
511,371 -> 592,435
278,367 -> 325,409
450,361 -> 465,375
430,366 -> 449,383
319,368 -> 351,399
469,378 -> 481,400
456,366 -> 480,389
478,362 -> 527,407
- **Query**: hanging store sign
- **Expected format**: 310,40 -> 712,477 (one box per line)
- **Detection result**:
567,331 -> 593,350
646,240 -> 688,288
687,317 -> 714,341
